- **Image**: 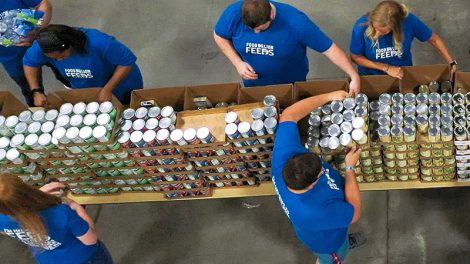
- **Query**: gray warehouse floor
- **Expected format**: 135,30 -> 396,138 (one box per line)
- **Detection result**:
1,1 -> 470,263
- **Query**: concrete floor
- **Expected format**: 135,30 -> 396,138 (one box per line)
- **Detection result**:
1,1 -> 470,263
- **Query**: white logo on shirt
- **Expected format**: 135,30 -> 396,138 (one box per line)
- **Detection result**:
64,68 -> 94,79
375,47 -> 402,60
272,176 -> 290,218
3,228 -> 62,250
246,43 -> 274,56
324,168 -> 340,191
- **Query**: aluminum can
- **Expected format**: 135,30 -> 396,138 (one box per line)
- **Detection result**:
6,148 -> 25,164
416,104 -> 428,115
27,121 -> 41,135
14,122 -> 28,135
441,92 -> 452,105
83,114 -> 97,128
339,133 -> 353,147
429,92 -> 440,104
183,128 -> 200,144
263,106 -> 278,119
330,100 -> 343,113
379,104 -> 391,116
264,117 -> 277,134
18,110 -> 33,124
66,127 -> 82,143
251,108 -> 265,120
331,113 -> 343,125
99,101 -> 117,119
134,107 -> 148,120
225,111 -> 239,124
55,115 -> 71,129
59,103 -> 74,116
340,121 -> 353,134
404,104 -> 416,116
79,126 -> 96,143
453,93 -> 465,105
38,133 -> 56,149
70,115 -> 84,128
170,129 -> 188,146
197,127 -> 215,143
391,114 -> 403,127
118,132 -> 133,148
238,121 -> 254,138
0,137 -> 10,149
404,93 -> 416,105
161,106 -> 177,124
352,129 -> 367,144
9,134 -> 26,149
355,93 -> 368,107
132,118 -> 146,132
416,93 -> 429,105
145,118 -> 159,130
86,102 -> 100,114
93,126 -> 110,143
72,102 -> 87,115
308,115 -> 321,126
130,131 -> 146,148
429,81 -> 440,93
379,93 -> 391,105
41,121 -> 55,134
97,113 -> 114,131
263,95 -> 277,107
122,108 -> 135,120
52,127 -> 70,144
156,129 -> 172,145
225,123 -> 241,139
120,120 -> 133,133
158,117 -> 175,131
32,109 -> 46,123
343,97 -> 356,110
148,106 -> 161,119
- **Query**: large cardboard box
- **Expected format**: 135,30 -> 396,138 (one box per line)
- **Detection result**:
47,88 -> 124,112
184,83 -> 240,111
238,84 -> 293,109
454,71 -> 470,93
130,86 -> 186,111
400,64 -> 450,94
0,90 -> 28,116
360,75 -> 399,100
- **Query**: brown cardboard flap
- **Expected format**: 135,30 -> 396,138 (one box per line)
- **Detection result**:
47,88 -> 124,111
176,108 -> 228,142
360,75 -> 399,100
184,83 -> 240,111
229,102 -> 264,123
454,71 -> 470,93
238,84 -> 293,109
130,86 -> 186,110
0,91 -> 28,116
400,64 -> 450,94
294,79 -> 349,101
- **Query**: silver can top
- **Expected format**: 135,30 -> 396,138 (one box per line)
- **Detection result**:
263,95 -> 277,107
5,115 -> 19,128
429,92 -> 441,104
145,118 -> 159,130
343,110 -> 355,122
391,114 -> 403,126
161,106 -> 175,118
404,104 -> 416,116
70,115 -> 84,127
59,103 -> 74,115
41,121 -> 55,134
6,148 -> 20,161
391,93 -> 403,105
135,107 -> 148,119
38,133 -> 52,146
369,100 -> 380,111
132,119 -> 145,131
379,93 -> 392,105
343,97 -> 356,110
27,122 -> 41,134
130,130 -> 144,143
355,93 -> 368,106
416,93 -> 429,104
18,110 -> 32,123
416,104 -> 428,115
72,102 -> 87,115
170,129 -> 185,142
45,109 -> 59,122
158,117 -> 172,129
340,121 -> 353,134
264,117 -> 277,129
339,133 -> 352,147
251,108 -> 264,120
404,93 -> 416,104
93,126 -> 108,141
79,126 -> 93,140
321,104 -> 332,115
330,100 -> 343,113
118,131 -> 130,144
378,126 -> 390,137
14,122 -> 28,134
264,106 -> 277,118
148,106 -> 161,118
56,115 -> 70,128
225,123 -> 238,136
225,111 -> 238,124
251,119 -> 265,132
83,114 -> 97,126
441,92 -> 452,104
331,113 -> 343,125
328,136 -> 340,150
328,124 -> 341,137
86,102 -> 100,114
32,109 -> 46,122
379,104 -> 391,116
429,104 -> 440,115
352,117 -> 365,129
99,101 -> 114,114
319,137 -> 330,148
143,129 -> 157,143
416,115 -> 428,125
183,128 -> 197,141
97,113 -> 111,126
308,115 -> 321,126
25,133 -> 39,146
10,134 -> 25,148
196,127 -> 211,140
237,121 -> 251,134
122,108 -> 135,120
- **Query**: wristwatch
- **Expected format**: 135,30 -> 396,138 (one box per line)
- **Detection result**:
31,87 -> 45,95
345,165 -> 355,172
450,60 -> 458,67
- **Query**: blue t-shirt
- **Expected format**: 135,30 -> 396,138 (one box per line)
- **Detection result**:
215,1 -> 333,87
0,203 -> 97,264
0,0 -> 42,62
272,121 -> 354,254
350,13 -> 433,75
23,28 -> 143,103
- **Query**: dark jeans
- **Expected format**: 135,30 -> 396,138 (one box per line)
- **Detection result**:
85,241 -> 114,264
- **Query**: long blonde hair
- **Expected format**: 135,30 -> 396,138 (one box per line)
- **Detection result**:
365,1 -> 409,53
0,174 -> 61,246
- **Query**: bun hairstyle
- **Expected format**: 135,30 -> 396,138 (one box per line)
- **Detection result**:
37,24 -> 88,54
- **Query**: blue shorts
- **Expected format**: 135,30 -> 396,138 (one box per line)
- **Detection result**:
316,236 -> 349,264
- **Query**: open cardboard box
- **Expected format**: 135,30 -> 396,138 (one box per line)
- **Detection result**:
176,108 -> 228,143
47,88 -> 124,112
184,83 -> 240,111
360,75 -> 400,100
400,64 -> 450,94
454,71 -> 470,93
238,84 -> 293,110
0,90 -> 28,116
130,86 -> 186,111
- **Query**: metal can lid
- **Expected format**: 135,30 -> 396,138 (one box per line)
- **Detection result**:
10,134 -> 25,147
0,149 -> 6,160
340,121 -> 353,134
263,95 -> 277,106
343,97 -> 356,110
441,104 -> 452,114
416,93 -> 429,103
158,117 -> 172,129
130,130 -> 144,143
148,106 -> 161,118
135,107 -> 148,119
145,118 -> 159,130
121,120 -> 133,131
391,104 -> 403,113
379,104 -> 391,115
378,126 -> 390,137
27,122 -> 41,134
308,115 -> 321,126
441,115 -> 452,124
355,106 -> 368,117
196,127 -> 211,140
0,137 -> 10,148
391,114 -> 403,125
56,115 -> 70,127
321,104 -> 332,115
441,92 -> 452,103
331,113 -> 343,125
72,102 -> 87,115
429,114 -> 440,124
14,122 -> 28,134
97,113 -> 111,126
379,93 -> 391,105
66,127 -> 80,139
52,127 -> 66,140
41,121 -> 55,133
403,126 -> 416,135
83,114 -> 97,126
319,137 -> 330,148
356,93 -> 368,105
328,124 -> 341,137
5,115 -> 19,127
132,119 -> 145,131
404,116 -> 415,125
251,108 -> 264,119
263,106 -> 277,118
251,119 -> 264,132
441,126 -> 452,136
117,131 -> 130,144
156,128 -> 170,141
161,106 -> 174,118
428,126 -> 440,135
99,101 -> 114,114
339,133 -> 352,146
369,100 -> 380,111
321,115 -> 331,124
70,115 -> 84,127
59,103 -> 74,115
264,117 -> 277,129
45,109 -> 59,121
79,126 -> 93,139
237,121 -> 251,134
429,92 -> 440,102
25,133 -> 39,146
328,136 -> 340,150
370,111 -> 380,121
225,123 -> 238,136
122,108 -> 135,120
429,104 -> 440,115
342,110 -> 354,122
38,133 -> 52,146
391,93 -> 403,104
32,110 -> 45,122
183,128 -> 197,141
143,130 -> 156,143
404,104 -> 416,114
18,111 -> 32,122
404,93 -> 416,103
170,129 -> 184,142
86,102 -> 100,114
416,104 -> 428,115
6,148 -> 20,160
225,112 -> 238,124
390,126 -> 403,136
352,117 -> 365,129
330,100 -> 343,113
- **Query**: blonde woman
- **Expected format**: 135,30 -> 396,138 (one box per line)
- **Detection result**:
349,0 -> 456,79
0,175 -> 113,264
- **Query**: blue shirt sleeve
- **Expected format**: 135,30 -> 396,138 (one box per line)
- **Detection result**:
23,41 -> 48,67
274,121 -> 303,150
320,199 -> 354,229
22,0 -> 42,7
350,21 -> 367,55
65,205 -> 90,237
409,13 -> 433,42
295,14 -> 333,53
103,38 -> 137,67
214,3 -> 240,39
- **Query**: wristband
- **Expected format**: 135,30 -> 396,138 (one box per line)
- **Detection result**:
450,60 -> 458,67
31,87 -> 45,95
345,165 -> 355,172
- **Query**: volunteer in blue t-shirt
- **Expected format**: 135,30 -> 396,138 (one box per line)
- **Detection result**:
0,0 -> 52,106
214,0 -> 360,94
23,24 -> 143,105
272,90 -> 364,264
0,175 -> 113,264
350,0 -> 457,79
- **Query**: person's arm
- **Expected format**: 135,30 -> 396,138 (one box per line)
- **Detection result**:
213,32 -> 257,80
280,90 -> 348,123
350,54 -> 404,79
64,198 -> 98,245
427,32 -> 457,76
344,145 -> 362,223
24,65 -> 48,106
36,0 -> 52,27
98,65 -> 133,101
322,44 -> 361,95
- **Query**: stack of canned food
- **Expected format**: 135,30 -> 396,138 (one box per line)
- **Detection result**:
451,92 -> 470,181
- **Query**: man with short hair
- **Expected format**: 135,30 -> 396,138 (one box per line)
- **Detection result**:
214,0 -> 360,94
272,90 -> 364,264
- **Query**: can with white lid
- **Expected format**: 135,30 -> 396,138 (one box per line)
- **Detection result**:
10,134 -> 27,150
14,122 -> 28,134
183,128 -> 200,144
93,126 -> 110,143
83,114 -> 97,128
45,109 -> 59,122
99,101 -> 117,119
120,120 -> 133,133
66,127 -> 82,143
251,108 -> 265,120
170,129 -> 187,146
55,115 -> 71,129
59,103 -> 74,116
158,117 -> 175,131
238,121 -> 254,138
27,121 -> 42,135
73,102 -> 87,115
32,109 -> 46,123
156,129 -> 172,145
264,117 -> 277,134
97,113 -> 114,131
142,130 -> 157,156
5,115 -> 19,135
197,127 -> 215,144
6,148 -> 25,164
225,123 -> 241,140
132,119 -> 145,132
0,149 -> 8,165
41,121 -> 55,134
18,110 -> 33,124
161,106 -> 176,124
225,111 -> 239,124
145,118 -> 159,130
86,102 -> 100,114
130,131 -> 146,148
263,106 -> 278,119
38,133 -> 56,150
251,120 -> 267,144
0,137 -> 10,149
79,126 -> 96,144
352,129 -> 367,144
135,107 -> 148,120
118,131 -> 133,148
0,116 -> 9,137
148,106 -> 161,119
70,115 -> 84,128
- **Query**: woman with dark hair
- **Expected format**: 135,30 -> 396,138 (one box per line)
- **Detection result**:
0,175 -> 113,264
349,0 -> 456,79
23,24 -> 143,106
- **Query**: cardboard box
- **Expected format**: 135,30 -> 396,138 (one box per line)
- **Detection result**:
0,91 -> 28,116
454,71 -> 470,93
184,83 -> 240,111
130,86 -> 186,111
400,64 -> 450,94
360,75 -> 399,100
47,88 -> 124,112
176,108 -> 228,142
238,84 -> 293,109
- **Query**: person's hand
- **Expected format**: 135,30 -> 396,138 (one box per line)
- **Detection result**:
345,145 -> 361,167
450,64 -> 458,81
16,30 -> 38,47
349,75 -> 361,96
236,61 -> 258,80
33,92 -> 48,107
39,182 -> 65,195
98,89 -> 113,102
386,65 -> 404,79
327,90 -> 349,102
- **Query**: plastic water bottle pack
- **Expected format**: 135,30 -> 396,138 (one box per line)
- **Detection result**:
0,9 -> 44,47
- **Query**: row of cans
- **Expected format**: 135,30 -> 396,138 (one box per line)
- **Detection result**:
417,80 -> 452,94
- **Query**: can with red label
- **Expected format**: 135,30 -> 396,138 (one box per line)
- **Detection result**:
122,108 -> 135,121
159,117 -> 175,131
145,118 -> 159,131
142,130 -> 157,156
132,119 -> 146,132
156,129 -> 172,145
161,106 -> 177,124
135,107 -> 148,120
184,128 -> 200,145
148,106 -> 162,119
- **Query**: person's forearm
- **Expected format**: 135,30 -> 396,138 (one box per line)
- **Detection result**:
345,170 -> 361,223
428,33 -> 453,64
324,43 -> 360,81
351,54 -> 389,72
281,93 -> 334,122
73,202 -> 96,231
213,32 -> 243,67
24,65 -> 42,90
103,65 -> 133,92
36,0 -> 52,27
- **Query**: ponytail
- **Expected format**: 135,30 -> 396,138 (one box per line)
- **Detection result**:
37,24 -> 88,54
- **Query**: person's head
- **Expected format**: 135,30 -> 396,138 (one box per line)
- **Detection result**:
37,24 -> 88,60
0,174 -> 61,245
242,0 -> 273,33
366,1 -> 409,53
283,152 -> 323,191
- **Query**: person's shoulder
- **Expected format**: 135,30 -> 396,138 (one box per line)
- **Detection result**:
353,15 -> 369,29
403,12 -> 422,25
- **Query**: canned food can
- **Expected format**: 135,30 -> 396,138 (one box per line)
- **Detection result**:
355,93 -> 368,107
225,111 -> 239,124
170,129 -> 188,146
264,117 -> 277,134
453,93 -> 465,105
5,115 -> 19,134
135,107 -> 148,120
391,114 -> 403,127
130,130 -> 146,148
454,114 -> 466,127
379,104 -> 391,116
454,126 -> 467,141
58,103 -> 73,116
145,118 -> 159,130
328,124 -> 341,137
132,118 -> 146,132
343,97 -> 356,110
6,148 -> 24,164
263,106 -> 278,119
340,121 -> 353,134
122,108 -> 135,121
41,121 -> 55,134
55,115 -> 70,129
161,106 -> 177,124
197,127 -> 215,143
263,95 -> 277,107
85,101 -> 100,115
38,133 -> 56,149
428,126 -> 440,143
70,114 -> 84,128
416,115 -> 429,134
331,113 -> 343,125
183,128 -> 200,144
14,122 -> 28,134
330,100 -> 343,113
9,134 -> 25,149
158,117 -> 175,131
156,128 -> 172,145
72,102 -> 87,115
379,93 -> 391,105
93,125 -> 110,143
66,127 -> 82,143
339,133 -> 353,147
251,108 -> 265,120
308,115 -> 321,126
352,129 -> 367,144
225,123 -> 241,139
148,106 -> 161,119
429,81 -> 440,93
238,121 -> 254,138
32,109 -> 46,123
83,114 -> 97,127
18,110 -> 33,124
97,113 -> 114,131
352,117 -> 366,131
120,120 -> 133,133
99,101 -> 117,119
